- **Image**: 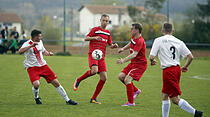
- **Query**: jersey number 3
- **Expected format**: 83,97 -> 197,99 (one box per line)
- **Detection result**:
170,46 -> 176,59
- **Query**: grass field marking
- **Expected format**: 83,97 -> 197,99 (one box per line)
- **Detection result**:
186,75 -> 210,80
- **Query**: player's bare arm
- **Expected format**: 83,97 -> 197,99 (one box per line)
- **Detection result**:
84,36 -> 102,41
116,50 -> 138,64
118,42 -> 131,53
181,54 -> 194,72
43,50 -> 54,56
149,55 -> 157,66
109,43 -> 118,49
18,42 -> 38,54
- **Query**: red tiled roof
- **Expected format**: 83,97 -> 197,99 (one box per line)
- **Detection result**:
79,5 -> 145,14
0,13 -> 22,23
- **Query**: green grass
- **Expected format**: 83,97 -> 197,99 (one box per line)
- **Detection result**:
0,55 -> 209,117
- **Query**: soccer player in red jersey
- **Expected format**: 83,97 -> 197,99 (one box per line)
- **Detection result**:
117,23 -> 147,106
19,29 -> 78,105
73,14 -> 118,104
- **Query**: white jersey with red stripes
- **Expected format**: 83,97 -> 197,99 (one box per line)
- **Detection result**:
21,39 -> 47,69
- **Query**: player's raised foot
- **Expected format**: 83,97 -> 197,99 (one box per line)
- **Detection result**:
194,110 -> 203,117
121,102 -> 135,107
73,79 -> 80,91
34,97 -> 42,104
66,99 -> 78,105
133,89 -> 141,100
90,99 -> 101,104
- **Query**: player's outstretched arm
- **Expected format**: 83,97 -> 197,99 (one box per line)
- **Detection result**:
116,51 -> 138,64
149,55 -> 157,66
118,42 -> 130,53
18,42 -> 38,54
84,36 -> 102,41
181,54 -> 194,72
43,50 -> 54,56
110,43 -> 118,49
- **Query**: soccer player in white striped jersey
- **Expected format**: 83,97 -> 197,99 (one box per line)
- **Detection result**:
149,23 -> 203,117
19,29 -> 78,105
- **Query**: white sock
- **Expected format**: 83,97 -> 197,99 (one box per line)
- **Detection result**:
178,99 -> 196,115
162,100 -> 170,117
32,87 -> 39,99
56,85 -> 70,102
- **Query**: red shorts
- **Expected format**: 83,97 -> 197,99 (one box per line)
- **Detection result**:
122,63 -> 147,81
88,54 -> 106,72
27,65 -> 57,84
162,66 -> 181,98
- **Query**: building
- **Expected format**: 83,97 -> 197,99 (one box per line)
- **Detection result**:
0,13 -> 22,34
79,5 -> 146,35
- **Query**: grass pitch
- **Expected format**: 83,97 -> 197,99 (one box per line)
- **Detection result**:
0,55 -> 209,117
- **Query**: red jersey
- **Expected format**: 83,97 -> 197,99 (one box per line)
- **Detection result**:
130,36 -> 147,65
87,26 -> 112,56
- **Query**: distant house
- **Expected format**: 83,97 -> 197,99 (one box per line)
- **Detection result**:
0,13 -> 22,34
79,5 -> 146,35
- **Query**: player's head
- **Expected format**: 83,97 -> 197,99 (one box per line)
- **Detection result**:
162,22 -> 174,35
100,14 -> 110,29
31,29 -> 42,42
131,23 -> 142,36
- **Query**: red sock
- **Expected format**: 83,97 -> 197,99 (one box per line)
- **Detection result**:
132,82 -> 138,92
126,83 -> 134,103
77,70 -> 93,82
91,80 -> 105,100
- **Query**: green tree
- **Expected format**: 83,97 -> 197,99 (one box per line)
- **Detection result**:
180,0 -> 210,43
127,5 -> 144,22
194,0 -> 210,43
127,5 -> 164,40
111,25 -> 131,46
36,16 -> 62,45
144,0 -> 166,13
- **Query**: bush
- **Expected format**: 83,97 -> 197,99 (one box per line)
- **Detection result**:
55,52 -> 72,56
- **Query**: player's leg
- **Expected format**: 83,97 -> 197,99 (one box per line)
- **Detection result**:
73,65 -> 98,91
32,80 -> 42,104
27,67 -> 42,104
162,93 -> 170,117
51,79 -> 78,105
73,55 -> 98,91
90,71 -> 107,104
118,72 -> 126,84
76,65 -> 98,82
41,65 -> 77,105
171,96 -> 203,117
122,75 -> 135,106
118,72 -> 139,95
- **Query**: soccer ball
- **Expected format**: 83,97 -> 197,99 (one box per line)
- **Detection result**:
92,49 -> 103,60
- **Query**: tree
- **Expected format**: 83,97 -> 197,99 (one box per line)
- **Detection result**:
144,0 -> 166,13
194,0 -> 210,43
36,16 -> 62,45
174,0 -> 210,43
127,5 -> 165,40
127,5 -> 144,22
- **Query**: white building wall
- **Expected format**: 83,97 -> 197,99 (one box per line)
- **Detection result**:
79,7 -> 132,35
80,7 -> 94,35
0,22 -> 21,35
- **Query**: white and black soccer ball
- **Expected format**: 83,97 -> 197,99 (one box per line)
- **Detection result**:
92,49 -> 103,60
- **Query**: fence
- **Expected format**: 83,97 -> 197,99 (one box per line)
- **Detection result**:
41,40 -> 210,57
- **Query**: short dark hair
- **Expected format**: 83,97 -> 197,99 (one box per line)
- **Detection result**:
163,23 -> 173,33
101,14 -> 109,19
31,29 -> 41,39
132,23 -> 142,33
